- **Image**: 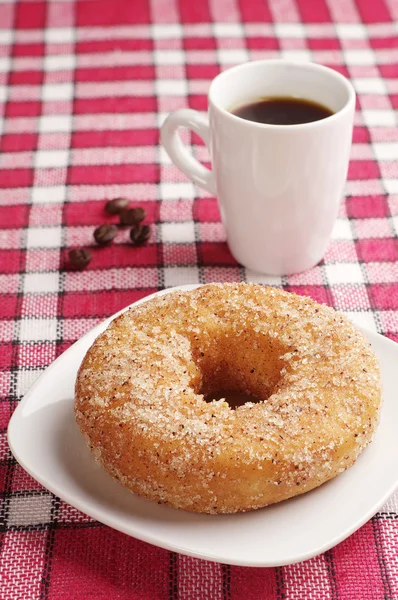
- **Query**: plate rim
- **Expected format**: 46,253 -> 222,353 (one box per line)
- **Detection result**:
7,284 -> 398,567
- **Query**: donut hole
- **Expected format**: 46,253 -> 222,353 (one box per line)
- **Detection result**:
204,389 -> 260,409
195,330 -> 289,410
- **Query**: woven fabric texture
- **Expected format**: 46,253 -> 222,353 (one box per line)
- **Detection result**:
1,0 -> 398,598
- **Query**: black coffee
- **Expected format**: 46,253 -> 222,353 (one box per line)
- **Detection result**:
231,96 -> 333,125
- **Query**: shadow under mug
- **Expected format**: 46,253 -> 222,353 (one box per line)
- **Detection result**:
161,59 -> 355,276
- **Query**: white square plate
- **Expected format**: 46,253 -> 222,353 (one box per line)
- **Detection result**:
8,285 -> 398,567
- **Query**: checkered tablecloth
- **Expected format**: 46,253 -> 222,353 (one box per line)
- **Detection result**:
1,0 -> 398,597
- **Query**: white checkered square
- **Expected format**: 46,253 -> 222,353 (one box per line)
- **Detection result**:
39,114 -> 73,133
161,222 -> 195,244
332,219 -> 353,240
41,82 -> 74,101
31,186 -> 66,204
164,266 -> 200,288
344,311 -> 377,331
336,24 -> 367,39
213,23 -> 244,37
325,263 -> 364,285
45,27 -> 75,44
19,318 -> 58,342
0,56 -> 11,73
274,23 -> 306,38
26,227 -> 62,248
23,272 -> 60,294
344,49 -> 375,66
159,182 -> 196,200
7,495 -> 53,527
44,54 -> 75,71
362,109 -> 396,127
15,368 -> 45,397
151,24 -> 183,39
0,30 -> 13,45
353,78 -> 386,94
35,150 -> 69,169
373,143 -> 398,161
217,48 -> 249,64
153,50 -> 184,65
155,79 -> 188,96
245,269 -> 282,286
281,49 -> 313,61
384,180 -> 398,194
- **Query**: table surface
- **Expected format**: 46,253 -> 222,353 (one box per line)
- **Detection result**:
1,0 -> 398,598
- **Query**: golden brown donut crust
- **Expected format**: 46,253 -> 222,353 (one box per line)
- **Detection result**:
75,283 -> 381,514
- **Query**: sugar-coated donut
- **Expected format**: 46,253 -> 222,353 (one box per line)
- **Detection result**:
75,283 -> 381,514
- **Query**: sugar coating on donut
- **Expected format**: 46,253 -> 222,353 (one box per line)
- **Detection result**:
75,283 -> 382,514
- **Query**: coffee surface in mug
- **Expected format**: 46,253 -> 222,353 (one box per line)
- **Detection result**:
231,96 -> 333,125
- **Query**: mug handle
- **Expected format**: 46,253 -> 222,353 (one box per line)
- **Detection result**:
160,109 -> 216,195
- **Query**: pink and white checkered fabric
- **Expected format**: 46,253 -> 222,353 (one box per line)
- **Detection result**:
1,0 -> 398,598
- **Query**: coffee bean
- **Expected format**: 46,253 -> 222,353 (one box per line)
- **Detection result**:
94,223 -> 117,245
68,248 -> 91,270
105,197 -> 130,215
130,224 -> 151,245
120,207 -> 146,227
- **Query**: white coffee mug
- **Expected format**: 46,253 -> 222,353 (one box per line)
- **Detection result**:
161,60 -> 356,276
